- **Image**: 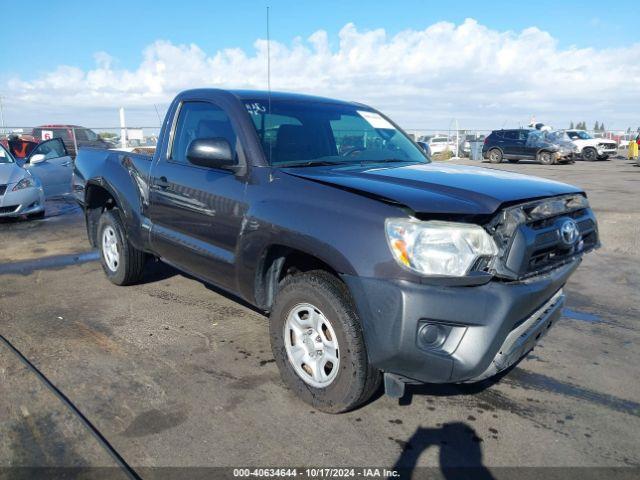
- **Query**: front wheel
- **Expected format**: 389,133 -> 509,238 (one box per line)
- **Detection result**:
97,209 -> 146,285
582,147 -> 597,161
269,271 -> 380,413
538,151 -> 556,165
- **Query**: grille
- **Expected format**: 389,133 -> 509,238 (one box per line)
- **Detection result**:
0,185 -> 6,195
0,205 -> 18,214
525,213 -> 597,274
490,195 -> 599,280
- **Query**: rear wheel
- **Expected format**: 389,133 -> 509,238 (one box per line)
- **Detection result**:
269,271 -> 380,413
582,147 -> 597,161
97,209 -> 146,285
538,151 -> 556,165
488,149 -> 503,163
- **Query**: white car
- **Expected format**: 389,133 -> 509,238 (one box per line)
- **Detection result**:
428,136 -> 457,155
549,130 -> 617,161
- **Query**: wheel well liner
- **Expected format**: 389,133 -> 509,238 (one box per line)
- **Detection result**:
84,183 -> 119,247
255,245 -> 341,310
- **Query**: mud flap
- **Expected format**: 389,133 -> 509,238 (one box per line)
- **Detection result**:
384,373 -> 406,398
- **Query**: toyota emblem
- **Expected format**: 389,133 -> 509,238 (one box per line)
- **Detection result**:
560,219 -> 579,246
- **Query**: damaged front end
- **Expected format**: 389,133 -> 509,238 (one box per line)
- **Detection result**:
486,194 -> 600,281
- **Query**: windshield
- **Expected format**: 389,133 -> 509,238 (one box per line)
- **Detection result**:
75,128 -> 99,141
567,130 -> 592,140
0,144 -> 15,164
546,131 -> 565,142
244,100 -> 428,166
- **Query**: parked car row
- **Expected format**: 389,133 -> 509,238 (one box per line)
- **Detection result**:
416,134 -> 486,158
482,128 -> 619,165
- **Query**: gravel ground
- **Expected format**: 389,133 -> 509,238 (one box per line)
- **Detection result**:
0,157 -> 638,477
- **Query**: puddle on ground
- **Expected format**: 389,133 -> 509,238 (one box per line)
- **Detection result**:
507,368 -> 640,417
0,251 -> 100,275
562,308 -> 602,323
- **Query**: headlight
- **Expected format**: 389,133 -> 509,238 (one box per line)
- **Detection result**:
12,177 -> 36,191
385,219 -> 498,276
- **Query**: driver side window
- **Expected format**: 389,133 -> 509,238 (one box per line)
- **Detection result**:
31,138 -> 67,160
170,101 -> 237,165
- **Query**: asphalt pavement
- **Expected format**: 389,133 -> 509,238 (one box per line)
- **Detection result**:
0,158 -> 638,478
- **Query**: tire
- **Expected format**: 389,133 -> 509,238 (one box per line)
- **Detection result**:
269,270 -> 381,413
488,148 -> 503,163
28,210 -> 45,220
97,209 -> 146,285
507,159 -> 520,163
582,147 -> 597,161
538,151 -> 556,165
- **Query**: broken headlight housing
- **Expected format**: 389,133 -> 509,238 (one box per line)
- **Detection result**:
12,176 -> 36,191
385,219 -> 498,277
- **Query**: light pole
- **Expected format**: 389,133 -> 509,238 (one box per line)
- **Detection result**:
0,95 -> 6,135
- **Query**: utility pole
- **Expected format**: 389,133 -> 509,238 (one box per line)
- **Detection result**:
0,95 -> 6,135
119,107 -> 127,148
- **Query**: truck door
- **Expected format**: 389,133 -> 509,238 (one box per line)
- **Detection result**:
147,100 -> 247,291
23,138 -> 73,197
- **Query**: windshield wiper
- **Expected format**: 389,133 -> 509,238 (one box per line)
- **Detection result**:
278,160 -> 352,168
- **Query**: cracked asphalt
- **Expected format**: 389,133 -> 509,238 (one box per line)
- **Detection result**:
0,158 -> 638,476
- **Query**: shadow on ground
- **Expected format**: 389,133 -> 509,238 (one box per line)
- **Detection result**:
392,423 -> 495,479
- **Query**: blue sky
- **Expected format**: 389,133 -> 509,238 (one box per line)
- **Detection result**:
2,0 -> 639,129
1,0 -> 633,80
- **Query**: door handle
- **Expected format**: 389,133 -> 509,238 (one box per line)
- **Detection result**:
155,176 -> 171,189
61,161 -> 72,166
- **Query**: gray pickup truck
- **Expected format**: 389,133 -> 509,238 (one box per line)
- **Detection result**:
73,89 -> 599,412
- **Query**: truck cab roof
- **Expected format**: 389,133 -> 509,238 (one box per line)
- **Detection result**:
180,88 -> 363,108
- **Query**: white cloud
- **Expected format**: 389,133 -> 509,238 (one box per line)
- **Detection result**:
4,19 -> 640,130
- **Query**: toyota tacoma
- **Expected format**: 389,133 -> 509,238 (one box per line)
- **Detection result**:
73,89 -> 599,412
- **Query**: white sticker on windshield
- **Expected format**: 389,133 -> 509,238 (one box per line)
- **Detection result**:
245,102 -> 267,115
357,110 -> 395,130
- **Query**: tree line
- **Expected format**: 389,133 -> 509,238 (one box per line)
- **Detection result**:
569,121 -> 606,131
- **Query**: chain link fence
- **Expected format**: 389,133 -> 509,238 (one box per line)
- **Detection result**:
0,126 -> 162,159
1,125 -> 634,161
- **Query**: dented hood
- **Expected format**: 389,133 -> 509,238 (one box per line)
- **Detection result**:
283,163 -> 582,215
0,163 -> 29,186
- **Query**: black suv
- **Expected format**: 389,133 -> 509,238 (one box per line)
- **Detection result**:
482,129 -> 576,165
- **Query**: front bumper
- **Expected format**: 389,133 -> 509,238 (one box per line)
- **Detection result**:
555,151 -> 576,162
342,259 -> 579,384
0,185 -> 45,217
597,148 -> 617,157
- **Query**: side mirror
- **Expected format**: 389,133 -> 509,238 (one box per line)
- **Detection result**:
186,138 -> 236,169
29,154 -> 47,164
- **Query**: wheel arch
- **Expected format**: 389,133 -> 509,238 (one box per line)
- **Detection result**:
84,180 -> 122,247
254,244 -> 345,311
